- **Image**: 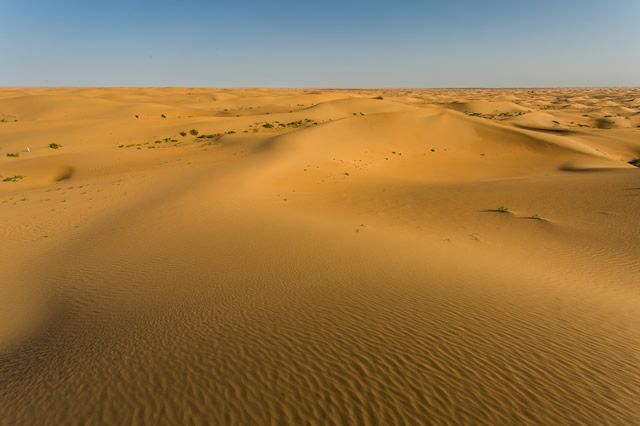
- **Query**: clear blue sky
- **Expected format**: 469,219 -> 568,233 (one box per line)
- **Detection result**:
1,0 -> 639,87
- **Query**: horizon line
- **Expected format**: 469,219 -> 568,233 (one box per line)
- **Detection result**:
1,85 -> 639,90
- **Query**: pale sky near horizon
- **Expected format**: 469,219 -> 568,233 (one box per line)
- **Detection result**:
1,0 -> 639,88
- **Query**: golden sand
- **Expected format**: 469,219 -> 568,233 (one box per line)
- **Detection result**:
1,87 -> 639,424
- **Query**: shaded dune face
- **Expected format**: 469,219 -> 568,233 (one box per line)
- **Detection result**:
0,87 -> 639,425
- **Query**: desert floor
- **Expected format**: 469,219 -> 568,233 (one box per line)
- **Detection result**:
1,87 -> 639,425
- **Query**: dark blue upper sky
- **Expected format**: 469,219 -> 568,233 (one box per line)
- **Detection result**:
1,0 -> 638,87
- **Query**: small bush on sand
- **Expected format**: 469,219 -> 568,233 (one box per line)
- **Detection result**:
161,114 -> 166,118
629,158 -> 640,167
3,175 -> 25,182
180,131 -> 187,137
497,205 -> 509,212
189,129 -> 199,136
49,143 -> 62,149
197,133 -> 221,139
6,152 -> 19,157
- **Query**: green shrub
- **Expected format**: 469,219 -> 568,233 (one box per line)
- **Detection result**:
49,143 -> 62,149
197,133 -> 221,139
161,114 -> 166,118
6,152 -> 19,157
286,120 -> 303,128
497,205 -> 509,212
629,158 -> 640,167
180,131 -> 187,137
189,129 -> 199,136
2,175 -> 25,182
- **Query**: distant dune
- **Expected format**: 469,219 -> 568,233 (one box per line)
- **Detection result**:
1,87 -> 639,425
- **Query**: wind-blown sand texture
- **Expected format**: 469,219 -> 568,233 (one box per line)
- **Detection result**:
1,87 -> 639,425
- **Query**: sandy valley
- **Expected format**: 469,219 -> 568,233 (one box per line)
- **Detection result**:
1,87 -> 639,424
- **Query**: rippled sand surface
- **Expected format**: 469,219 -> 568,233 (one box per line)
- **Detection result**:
1,87 -> 639,424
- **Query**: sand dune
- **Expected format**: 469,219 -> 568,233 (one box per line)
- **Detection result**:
1,87 -> 639,425
444,100 -> 531,115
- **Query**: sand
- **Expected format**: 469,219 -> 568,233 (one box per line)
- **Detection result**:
1,87 -> 639,425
